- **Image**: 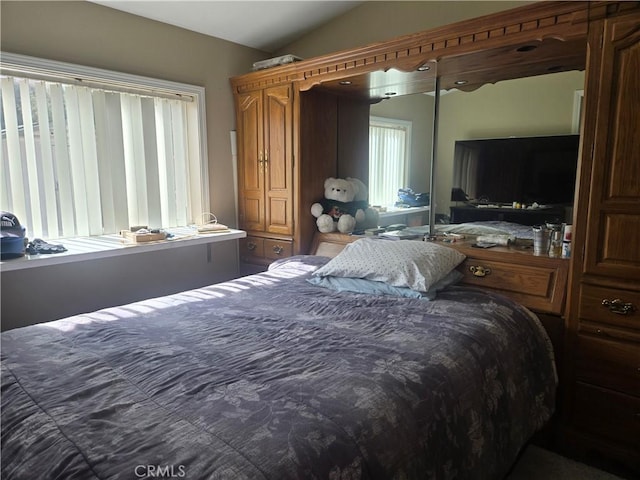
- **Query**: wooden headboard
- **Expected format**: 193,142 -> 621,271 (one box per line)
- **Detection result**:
310,232 -> 361,258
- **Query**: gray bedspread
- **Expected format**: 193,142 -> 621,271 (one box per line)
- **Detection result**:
1,256 -> 556,480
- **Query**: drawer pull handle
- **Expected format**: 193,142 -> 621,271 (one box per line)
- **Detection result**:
595,328 -> 612,338
602,299 -> 636,316
247,242 -> 257,251
272,245 -> 284,255
469,265 -> 491,277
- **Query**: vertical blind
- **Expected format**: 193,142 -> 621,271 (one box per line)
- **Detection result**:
1,75 -> 204,240
369,119 -> 410,207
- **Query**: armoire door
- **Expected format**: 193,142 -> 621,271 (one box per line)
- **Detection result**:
237,89 -> 265,232
263,84 -> 294,236
582,10 -> 640,281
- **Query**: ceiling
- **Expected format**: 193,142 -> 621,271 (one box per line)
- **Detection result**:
89,1 -> 363,52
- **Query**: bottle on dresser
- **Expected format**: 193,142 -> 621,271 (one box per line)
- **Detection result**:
561,224 -> 572,259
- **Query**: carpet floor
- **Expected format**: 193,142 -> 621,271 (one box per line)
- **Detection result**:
507,445 -> 626,480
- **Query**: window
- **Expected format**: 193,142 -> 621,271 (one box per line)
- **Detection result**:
1,52 -> 208,240
368,116 -> 411,207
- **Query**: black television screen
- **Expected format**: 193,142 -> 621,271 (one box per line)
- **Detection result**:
452,134 -> 580,205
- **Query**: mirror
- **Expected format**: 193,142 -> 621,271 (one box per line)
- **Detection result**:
310,31 -> 588,235
367,70 -> 585,230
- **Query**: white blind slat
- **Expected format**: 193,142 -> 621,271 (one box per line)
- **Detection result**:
186,100 -> 204,220
141,97 -> 161,228
121,95 -> 149,226
50,83 -> 76,236
1,78 -> 28,223
77,87 -> 103,236
105,92 -> 130,232
92,90 -> 116,234
64,86 -> 91,236
34,81 -> 59,237
155,98 -> 174,227
18,79 -> 44,236
171,101 -> 188,227
0,117 -> 9,210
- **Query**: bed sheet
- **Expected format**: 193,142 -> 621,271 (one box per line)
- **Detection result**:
435,221 -> 536,239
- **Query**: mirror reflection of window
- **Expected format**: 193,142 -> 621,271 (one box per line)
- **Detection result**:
368,116 -> 412,207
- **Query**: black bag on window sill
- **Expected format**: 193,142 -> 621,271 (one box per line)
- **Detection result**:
397,188 -> 430,207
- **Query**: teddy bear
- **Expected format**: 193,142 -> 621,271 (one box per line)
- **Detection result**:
347,177 -> 379,231
311,177 -> 379,234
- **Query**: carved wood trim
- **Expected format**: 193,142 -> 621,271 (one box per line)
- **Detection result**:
230,1 -> 597,94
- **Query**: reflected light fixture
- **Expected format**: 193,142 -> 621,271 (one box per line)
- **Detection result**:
339,80 -> 352,85
454,80 -> 468,85
417,64 -> 431,72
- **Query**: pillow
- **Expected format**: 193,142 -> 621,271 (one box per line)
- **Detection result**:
312,238 -> 466,292
307,268 -> 464,300
307,275 -> 423,298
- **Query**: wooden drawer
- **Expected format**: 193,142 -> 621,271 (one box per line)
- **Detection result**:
571,382 -> 640,452
457,256 -> 567,314
240,236 -> 265,262
240,236 -> 293,265
575,335 -> 640,396
264,238 -> 293,261
579,284 -> 640,331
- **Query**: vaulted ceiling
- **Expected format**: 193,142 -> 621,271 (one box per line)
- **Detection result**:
89,1 -> 363,52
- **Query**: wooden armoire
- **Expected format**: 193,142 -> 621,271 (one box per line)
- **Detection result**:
231,81 -> 370,272
562,6 -> 640,473
231,2 -> 640,472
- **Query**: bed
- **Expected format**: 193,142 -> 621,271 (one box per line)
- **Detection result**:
434,221 -> 536,240
1,240 -> 557,480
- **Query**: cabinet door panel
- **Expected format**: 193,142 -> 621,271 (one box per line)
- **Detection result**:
264,85 -> 293,235
584,12 -> 640,279
268,198 -> 289,230
601,214 -> 640,267
605,20 -> 640,201
237,91 -> 264,231
242,195 -> 263,231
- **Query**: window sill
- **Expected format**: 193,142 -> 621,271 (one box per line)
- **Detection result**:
377,205 -> 430,218
0,227 -> 246,273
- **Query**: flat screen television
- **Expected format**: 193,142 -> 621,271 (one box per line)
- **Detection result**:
452,134 -> 580,205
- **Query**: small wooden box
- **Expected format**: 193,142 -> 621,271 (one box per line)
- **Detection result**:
120,230 -> 166,243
